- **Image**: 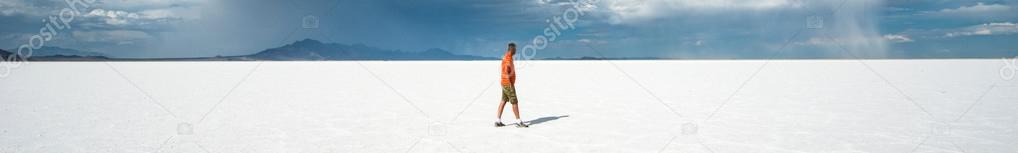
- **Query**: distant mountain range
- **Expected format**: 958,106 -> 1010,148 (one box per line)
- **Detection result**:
3,46 -> 105,56
0,47 -> 107,61
248,39 -> 492,60
0,49 -> 13,61
30,46 -> 105,57
5,39 -> 660,61
13,39 -> 501,61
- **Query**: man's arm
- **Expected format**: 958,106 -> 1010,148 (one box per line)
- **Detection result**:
506,65 -> 514,77
502,64 -> 511,79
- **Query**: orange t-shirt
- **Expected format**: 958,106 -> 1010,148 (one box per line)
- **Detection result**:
500,51 -> 515,86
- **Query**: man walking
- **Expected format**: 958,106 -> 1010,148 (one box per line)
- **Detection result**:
496,42 -> 527,128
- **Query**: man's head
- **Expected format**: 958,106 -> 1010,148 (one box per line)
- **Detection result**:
507,42 -> 516,55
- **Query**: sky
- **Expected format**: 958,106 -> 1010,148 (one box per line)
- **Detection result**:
1,0 -> 1016,58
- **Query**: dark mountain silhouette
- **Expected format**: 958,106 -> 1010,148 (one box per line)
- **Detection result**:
5,46 -> 105,57
35,46 -> 105,57
0,47 -> 109,61
249,39 -> 492,60
27,55 -> 111,61
0,49 -> 14,61
0,49 -> 30,61
8,40 -> 659,61
22,39 -> 494,61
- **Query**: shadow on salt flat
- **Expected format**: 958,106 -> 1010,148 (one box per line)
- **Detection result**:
525,115 -> 570,126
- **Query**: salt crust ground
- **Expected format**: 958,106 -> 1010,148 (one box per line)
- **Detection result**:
1,60 -> 1015,153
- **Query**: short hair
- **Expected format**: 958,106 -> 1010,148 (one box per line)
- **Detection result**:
508,42 -> 516,48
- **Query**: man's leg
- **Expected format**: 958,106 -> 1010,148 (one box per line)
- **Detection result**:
496,100 -> 506,120
496,89 -> 508,127
507,85 -> 526,127
511,103 -> 526,127
511,103 -> 521,120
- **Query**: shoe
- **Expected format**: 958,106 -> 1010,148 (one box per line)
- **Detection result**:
495,122 -> 506,127
516,122 -> 529,128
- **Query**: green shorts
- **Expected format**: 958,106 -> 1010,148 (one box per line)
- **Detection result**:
501,85 -> 518,104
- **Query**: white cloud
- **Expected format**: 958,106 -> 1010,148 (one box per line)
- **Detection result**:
0,0 -> 55,16
921,3 -> 1012,18
78,7 -> 194,30
85,9 -> 140,25
96,0 -> 205,10
576,38 -> 607,44
577,38 -> 593,43
794,36 -> 888,46
936,3 -> 1009,14
594,0 -> 889,58
0,1 -> 20,15
601,0 -> 802,24
1,0 -> 201,27
882,34 -> 913,43
945,22 -> 1018,37
139,9 -> 181,20
0,0 -> 204,17
894,22 -> 1018,39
